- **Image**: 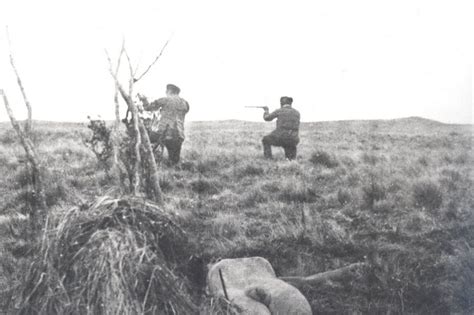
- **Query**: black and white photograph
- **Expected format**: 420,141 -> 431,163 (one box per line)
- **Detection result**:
0,0 -> 472,314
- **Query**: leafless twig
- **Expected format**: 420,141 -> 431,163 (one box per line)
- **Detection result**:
133,38 -> 171,83
106,48 -> 141,195
6,26 -> 32,134
109,40 -> 126,185
105,45 -> 163,204
280,262 -> 367,287
0,89 -> 46,226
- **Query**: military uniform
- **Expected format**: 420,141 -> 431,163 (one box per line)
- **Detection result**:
262,105 -> 300,160
144,96 -> 190,164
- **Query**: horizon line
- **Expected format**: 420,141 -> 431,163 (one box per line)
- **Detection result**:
0,116 -> 472,126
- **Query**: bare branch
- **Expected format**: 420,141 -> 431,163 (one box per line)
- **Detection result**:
133,51 -> 142,75
113,40 -> 125,124
123,48 -> 135,96
105,48 -> 141,195
1,89 -> 27,147
105,50 -> 133,105
133,37 -> 171,83
280,262 -> 367,287
1,89 -> 46,220
122,47 -> 142,196
105,43 -> 164,204
138,122 -> 164,205
110,41 -> 125,178
6,26 -> 32,134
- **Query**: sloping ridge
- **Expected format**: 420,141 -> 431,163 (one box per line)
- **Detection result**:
390,116 -> 445,126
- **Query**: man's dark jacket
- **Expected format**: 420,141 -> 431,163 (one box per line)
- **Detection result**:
263,106 -> 300,141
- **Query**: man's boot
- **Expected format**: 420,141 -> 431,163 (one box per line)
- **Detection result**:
284,145 -> 297,160
263,143 -> 273,159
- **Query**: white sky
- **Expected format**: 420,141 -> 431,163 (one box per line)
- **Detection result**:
0,0 -> 472,123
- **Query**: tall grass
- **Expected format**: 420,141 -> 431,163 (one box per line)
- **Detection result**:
1,119 -> 473,314
17,196 -> 198,315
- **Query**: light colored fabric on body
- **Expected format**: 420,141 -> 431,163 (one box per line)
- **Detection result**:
208,257 -> 312,314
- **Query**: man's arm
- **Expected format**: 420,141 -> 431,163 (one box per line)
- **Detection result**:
263,108 -> 279,121
185,100 -> 190,113
143,97 -> 166,111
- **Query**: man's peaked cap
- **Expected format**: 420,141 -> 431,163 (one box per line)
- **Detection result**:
167,84 -> 181,94
280,96 -> 293,105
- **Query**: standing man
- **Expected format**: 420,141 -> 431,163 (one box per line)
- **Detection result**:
261,96 -> 300,160
140,84 -> 190,165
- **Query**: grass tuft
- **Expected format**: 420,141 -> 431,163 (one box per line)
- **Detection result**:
362,180 -> 386,209
236,163 -> 265,178
16,196 -> 198,315
412,180 -> 443,211
309,150 -> 339,168
239,189 -> 268,208
279,182 -> 319,203
190,178 -> 221,195
337,188 -> 352,206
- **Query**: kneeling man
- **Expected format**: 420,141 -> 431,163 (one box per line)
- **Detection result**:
262,96 -> 300,160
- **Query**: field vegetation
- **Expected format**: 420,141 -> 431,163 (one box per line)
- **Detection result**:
0,117 -> 473,314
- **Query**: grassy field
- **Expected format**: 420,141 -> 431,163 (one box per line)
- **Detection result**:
0,117 -> 473,314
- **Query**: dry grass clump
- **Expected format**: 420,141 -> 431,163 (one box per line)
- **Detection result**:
238,189 -> 268,208
235,163 -> 264,178
362,180 -> 387,209
278,182 -> 320,204
190,178 -> 221,195
337,188 -> 352,206
412,180 -> 443,211
309,150 -> 339,168
17,196 -> 197,315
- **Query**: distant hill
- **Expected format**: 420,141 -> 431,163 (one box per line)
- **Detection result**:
0,117 -> 471,135
300,116 -> 471,135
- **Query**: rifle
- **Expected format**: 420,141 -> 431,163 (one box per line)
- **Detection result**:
244,106 -> 267,109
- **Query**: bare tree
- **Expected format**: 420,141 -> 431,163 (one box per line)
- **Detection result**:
2,29 -> 47,224
6,27 -> 33,134
109,41 -> 126,188
1,29 -> 47,231
105,40 -> 169,205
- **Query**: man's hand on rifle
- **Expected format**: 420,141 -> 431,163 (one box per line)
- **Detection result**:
137,93 -> 150,109
244,105 -> 269,112
137,93 -> 146,101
